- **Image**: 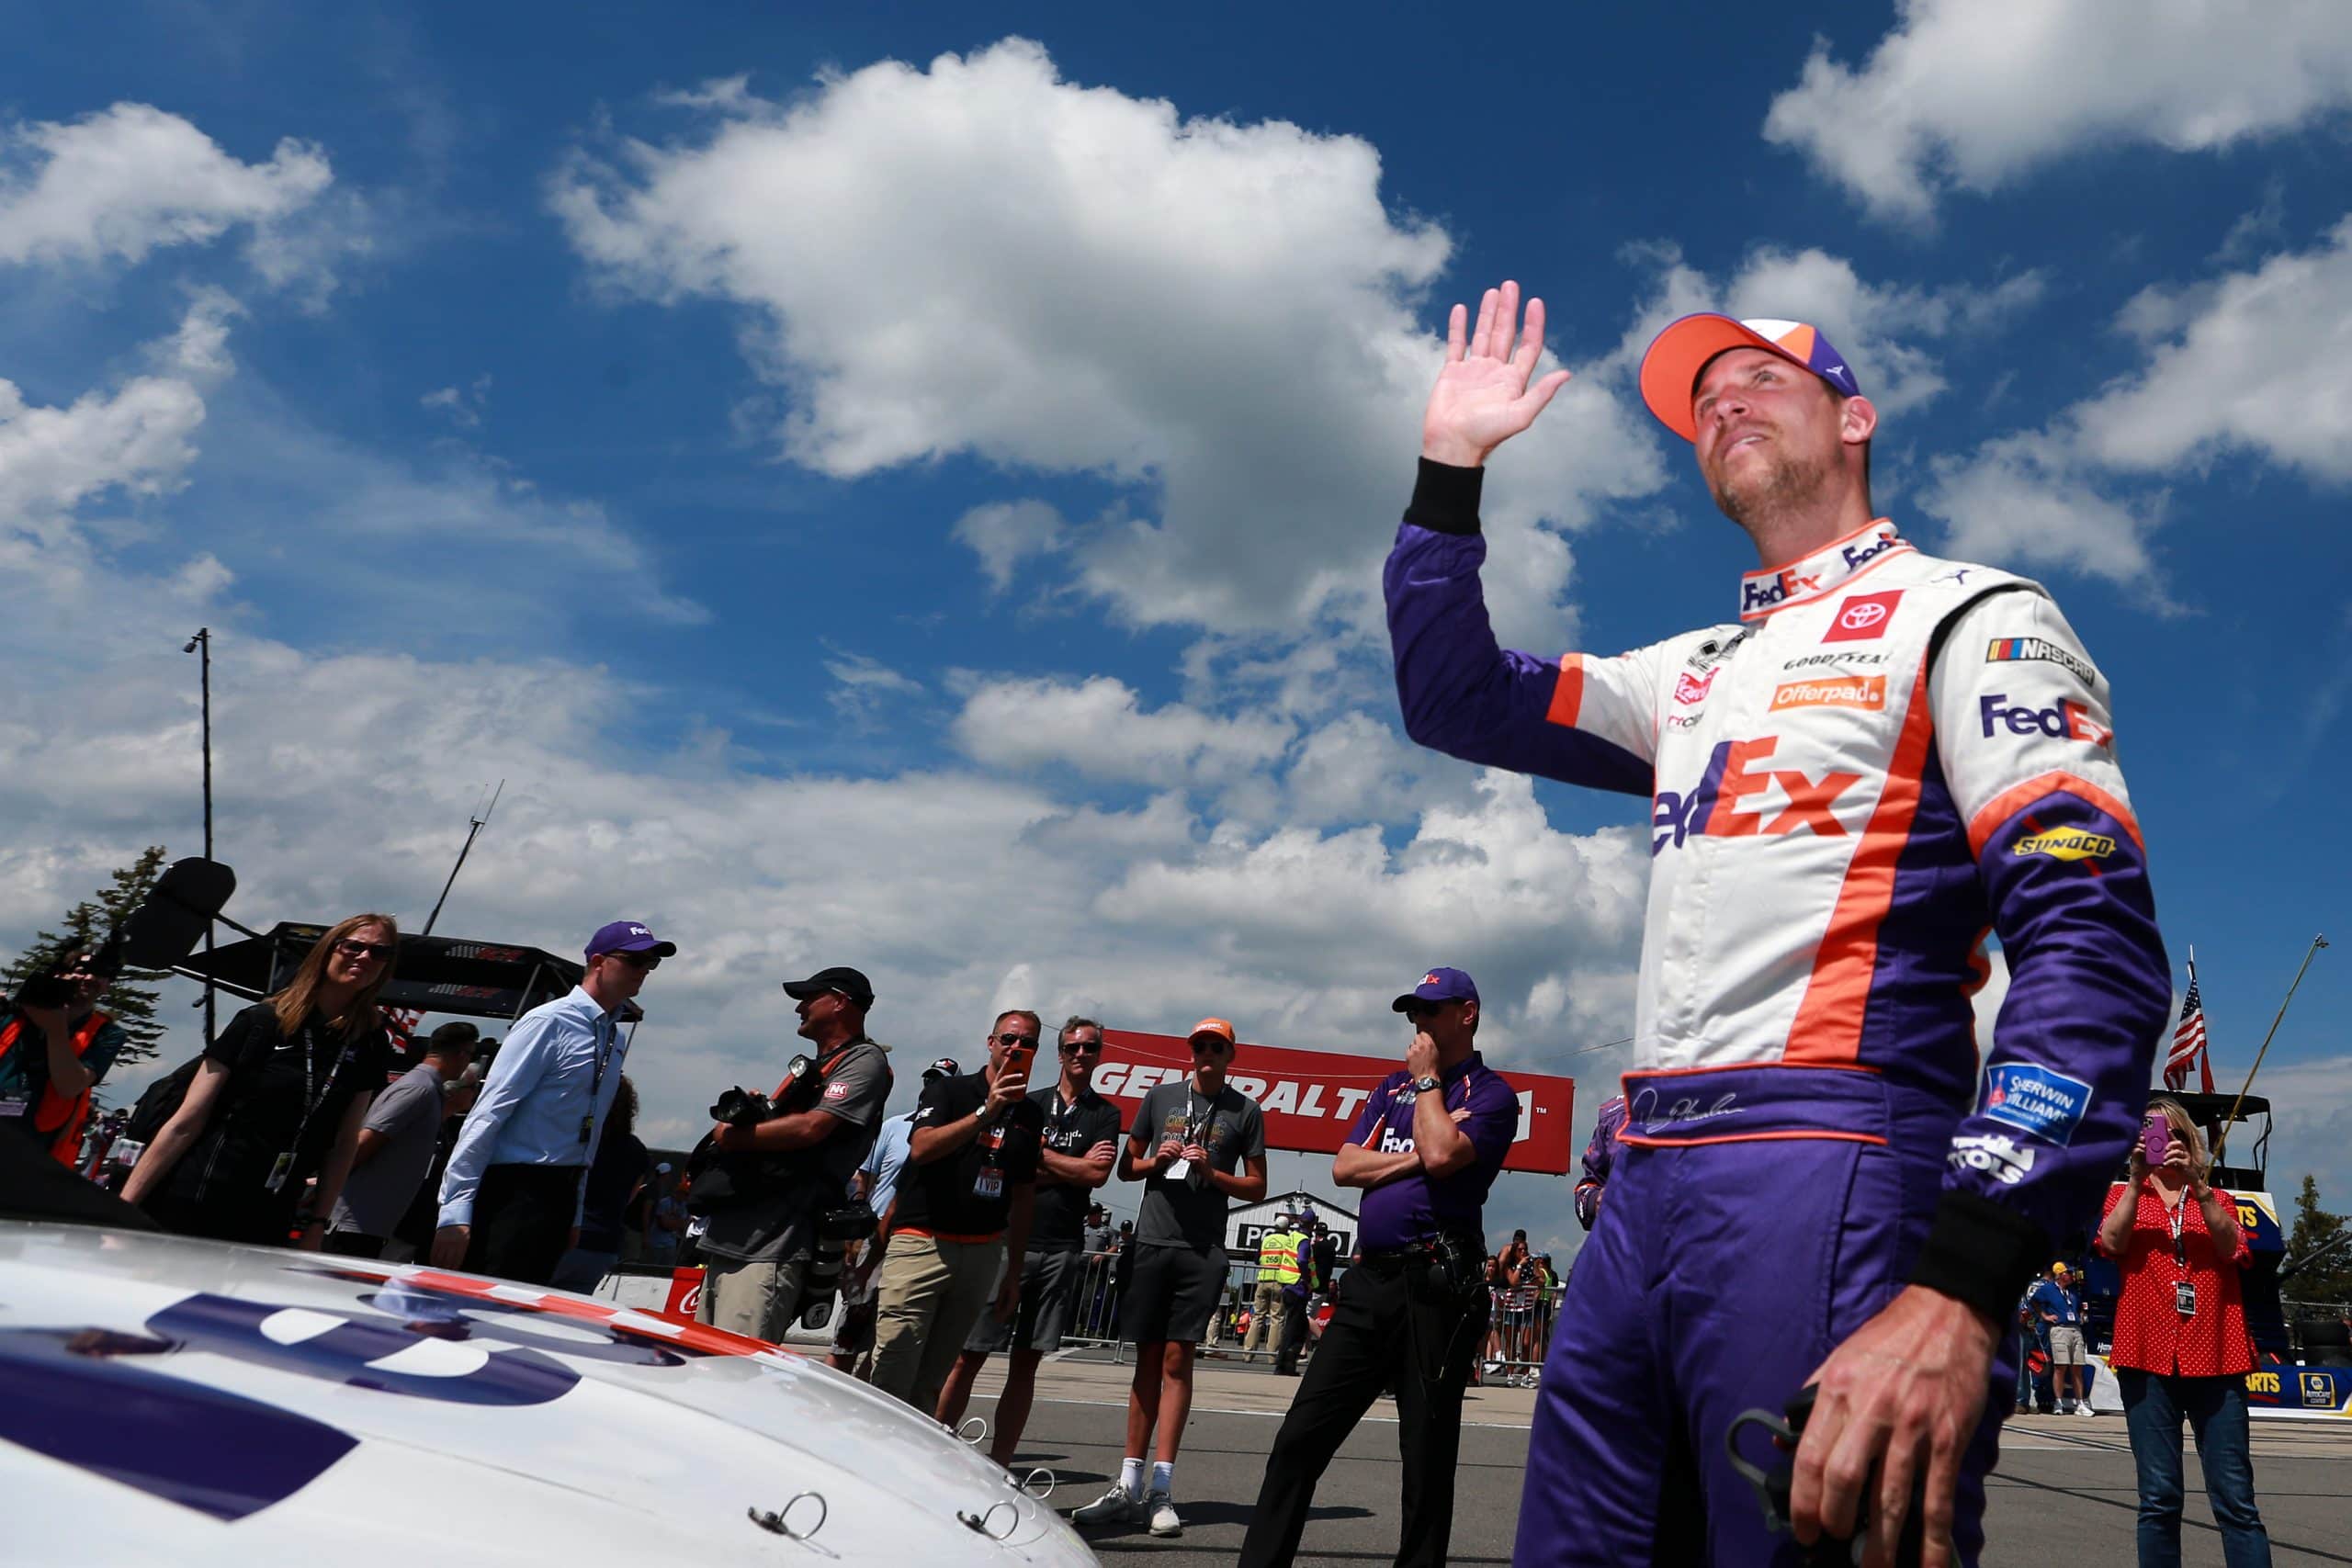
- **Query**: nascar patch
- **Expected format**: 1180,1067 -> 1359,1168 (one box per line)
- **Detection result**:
1987,636 -> 2096,684
1981,1064 -> 2092,1146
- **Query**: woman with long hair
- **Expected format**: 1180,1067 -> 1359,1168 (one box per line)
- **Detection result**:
2095,1094 -> 2272,1567
125,914 -> 401,1249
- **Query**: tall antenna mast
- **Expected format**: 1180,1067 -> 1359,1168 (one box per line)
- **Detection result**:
423,780 -> 503,937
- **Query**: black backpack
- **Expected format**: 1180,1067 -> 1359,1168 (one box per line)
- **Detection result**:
124,1055 -> 205,1145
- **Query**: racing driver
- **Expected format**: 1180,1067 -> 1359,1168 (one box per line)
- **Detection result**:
1385,283 -> 2168,1566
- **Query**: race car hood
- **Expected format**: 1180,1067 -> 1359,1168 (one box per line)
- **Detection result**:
0,1224 -> 1090,1565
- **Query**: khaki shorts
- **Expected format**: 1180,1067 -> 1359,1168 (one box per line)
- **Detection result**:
2047,1325 -> 2087,1365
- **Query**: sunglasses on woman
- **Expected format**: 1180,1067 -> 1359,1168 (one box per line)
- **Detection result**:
334,939 -> 396,962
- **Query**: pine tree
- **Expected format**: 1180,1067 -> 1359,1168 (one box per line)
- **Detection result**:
2284,1174 -> 2352,1309
3,846 -> 174,1100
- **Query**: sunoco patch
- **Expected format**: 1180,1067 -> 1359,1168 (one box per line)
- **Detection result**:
1981,1064 -> 2092,1146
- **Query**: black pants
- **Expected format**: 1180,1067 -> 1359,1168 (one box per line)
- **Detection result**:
1275,1291 -> 1309,1373
322,1230 -> 386,1258
1239,1252 -> 1487,1568
464,1163 -> 583,1285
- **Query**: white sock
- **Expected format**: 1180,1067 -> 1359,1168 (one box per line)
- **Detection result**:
1151,1461 -> 1174,1498
1119,1457 -> 1145,1497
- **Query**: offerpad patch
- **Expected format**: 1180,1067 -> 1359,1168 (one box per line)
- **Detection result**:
1770,674 -> 1886,712
1981,1064 -> 2092,1146
1823,591 -> 1902,642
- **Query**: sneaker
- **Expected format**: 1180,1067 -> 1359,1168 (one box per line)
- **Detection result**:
2077,1404 -> 2098,1417
1147,1491 -> 1182,1537
1071,1485 -> 1142,1528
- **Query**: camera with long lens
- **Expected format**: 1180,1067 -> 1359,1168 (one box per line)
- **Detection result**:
709,1085 -> 778,1129
797,1199 -> 878,1327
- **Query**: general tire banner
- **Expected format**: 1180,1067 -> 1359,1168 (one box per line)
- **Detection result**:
1091,1029 -> 1576,1176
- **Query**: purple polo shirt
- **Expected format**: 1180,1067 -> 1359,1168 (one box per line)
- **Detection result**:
1350,1052 -> 1521,1251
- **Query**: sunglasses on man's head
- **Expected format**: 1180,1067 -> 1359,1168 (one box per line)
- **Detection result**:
334,939 -> 396,962
995,1032 -> 1038,1048
1060,1039 -> 1103,1055
608,951 -> 662,969
1403,1000 -> 1458,1020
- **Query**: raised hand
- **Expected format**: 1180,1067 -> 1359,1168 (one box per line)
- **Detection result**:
1422,280 -> 1574,468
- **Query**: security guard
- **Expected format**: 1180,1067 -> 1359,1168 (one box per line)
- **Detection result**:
1238,966 -> 1521,1568
1249,1209 -> 1305,1357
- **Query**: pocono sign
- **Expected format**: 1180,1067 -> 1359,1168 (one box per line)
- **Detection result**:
1089,1029 -> 1576,1176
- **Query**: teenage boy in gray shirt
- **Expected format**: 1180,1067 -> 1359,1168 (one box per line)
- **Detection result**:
1073,1017 -> 1266,1538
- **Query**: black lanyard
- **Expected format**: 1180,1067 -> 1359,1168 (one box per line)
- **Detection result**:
289,1018 -> 358,1151
589,1014 -> 617,1105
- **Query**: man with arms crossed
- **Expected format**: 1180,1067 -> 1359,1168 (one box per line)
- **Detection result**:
1389,285 -> 2167,1565
1239,965 -> 1519,1568
937,1017 -> 1121,1467
1072,1017 -> 1267,1538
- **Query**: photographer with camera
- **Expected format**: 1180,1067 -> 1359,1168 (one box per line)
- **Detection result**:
1238,966 -> 1521,1568
1,946 -> 130,1170
688,964 -> 892,1342
869,1011 -> 1046,1417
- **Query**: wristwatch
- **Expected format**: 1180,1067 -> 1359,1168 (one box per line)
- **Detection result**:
1410,1075 -> 1441,1094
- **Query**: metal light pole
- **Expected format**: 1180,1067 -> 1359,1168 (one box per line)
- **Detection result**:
183,629 -> 215,1048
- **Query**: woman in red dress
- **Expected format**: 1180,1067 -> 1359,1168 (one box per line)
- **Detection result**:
2094,1095 -> 2271,1568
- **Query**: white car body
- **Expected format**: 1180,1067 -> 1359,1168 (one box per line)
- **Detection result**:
0,1223 -> 1092,1564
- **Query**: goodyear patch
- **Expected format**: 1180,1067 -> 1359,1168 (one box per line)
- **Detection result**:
1981,1064 -> 2092,1146
2012,828 -> 2117,863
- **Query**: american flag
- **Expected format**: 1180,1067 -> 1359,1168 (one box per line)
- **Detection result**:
2165,962 -> 2213,1092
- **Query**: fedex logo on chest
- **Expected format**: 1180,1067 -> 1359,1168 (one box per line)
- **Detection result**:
1652,735 -> 1867,855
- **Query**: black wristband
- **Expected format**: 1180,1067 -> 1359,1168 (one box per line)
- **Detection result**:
1907,1188 -> 2050,1320
1403,457 -> 1485,536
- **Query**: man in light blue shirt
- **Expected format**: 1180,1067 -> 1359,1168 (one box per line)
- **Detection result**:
434,919 -> 673,1283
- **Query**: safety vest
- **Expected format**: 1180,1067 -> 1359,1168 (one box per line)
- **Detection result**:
1258,1227 -> 1304,1285
0,1008 -> 113,1168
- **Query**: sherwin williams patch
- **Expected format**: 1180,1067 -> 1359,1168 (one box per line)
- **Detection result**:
1981,1064 -> 2093,1146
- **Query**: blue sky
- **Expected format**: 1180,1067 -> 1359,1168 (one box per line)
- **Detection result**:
5,1 -> 2349,1259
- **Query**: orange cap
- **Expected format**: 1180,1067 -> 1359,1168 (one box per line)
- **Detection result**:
1187,1017 -> 1237,1046
1638,313 -> 1860,443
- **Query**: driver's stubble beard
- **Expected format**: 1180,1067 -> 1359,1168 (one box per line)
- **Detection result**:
1705,436 -> 1836,539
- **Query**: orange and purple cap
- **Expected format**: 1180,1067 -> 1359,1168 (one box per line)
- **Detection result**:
1639,314 -> 1860,443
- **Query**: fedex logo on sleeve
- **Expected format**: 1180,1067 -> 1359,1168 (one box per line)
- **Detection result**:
1980,693 -> 2113,747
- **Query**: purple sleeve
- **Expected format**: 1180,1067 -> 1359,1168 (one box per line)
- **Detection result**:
1385,465 -> 1656,797
1460,1075 -> 1521,1169
1908,591 -> 2170,1317
1348,1076 -> 1402,1145
1574,1098 -> 1624,1231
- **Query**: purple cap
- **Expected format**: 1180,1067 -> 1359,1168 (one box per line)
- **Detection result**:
586,919 -> 676,961
1392,966 -> 1479,1012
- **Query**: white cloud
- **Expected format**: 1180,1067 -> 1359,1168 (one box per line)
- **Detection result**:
823,650 -> 925,728
0,102 -> 334,269
1922,215 -> 2352,598
421,374 -> 492,430
951,673 -> 1294,792
0,293 -> 238,559
1764,0 -> 2352,220
952,498 -> 1068,593
2071,217 -> 2352,484
552,38 -> 1666,640
1610,242 -> 2045,419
